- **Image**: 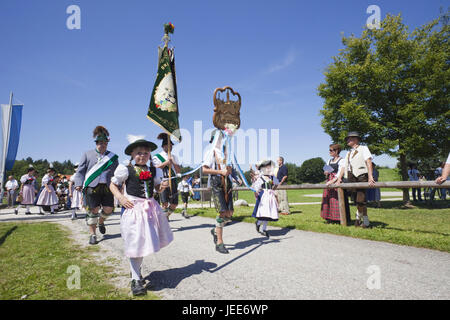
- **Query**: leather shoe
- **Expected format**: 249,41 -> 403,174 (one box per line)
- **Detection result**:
216,243 -> 229,254
98,223 -> 106,234
131,279 -> 147,296
89,235 -> 97,245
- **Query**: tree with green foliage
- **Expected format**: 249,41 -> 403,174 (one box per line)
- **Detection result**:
318,12 -> 449,203
298,157 -> 326,184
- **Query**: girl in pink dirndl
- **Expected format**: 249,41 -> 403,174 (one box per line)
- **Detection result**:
109,136 -> 173,296
15,166 -> 37,215
36,168 -> 59,214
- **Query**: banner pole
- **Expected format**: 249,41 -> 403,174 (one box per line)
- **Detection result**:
0,92 -> 13,201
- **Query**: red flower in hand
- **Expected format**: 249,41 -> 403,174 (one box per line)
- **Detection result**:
139,171 -> 152,181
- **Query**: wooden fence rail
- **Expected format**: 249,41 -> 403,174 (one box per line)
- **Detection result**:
193,181 -> 450,226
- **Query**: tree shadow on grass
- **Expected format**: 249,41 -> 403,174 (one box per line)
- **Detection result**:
348,219 -> 449,236
0,226 -> 18,246
376,200 -> 450,210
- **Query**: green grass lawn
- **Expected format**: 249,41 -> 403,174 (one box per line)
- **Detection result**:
183,200 -> 450,252
0,222 -> 159,300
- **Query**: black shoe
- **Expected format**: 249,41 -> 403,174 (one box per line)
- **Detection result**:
89,235 -> 97,245
210,228 -> 217,244
25,212 -> 31,215
263,230 -> 270,238
216,243 -> 229,254
131,279 -> 147,296
255,222 -> 260,233
98,224 -> 106,235
14,209 -> 18,215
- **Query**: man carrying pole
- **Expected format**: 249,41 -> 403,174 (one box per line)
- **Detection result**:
147,22 -> 182,218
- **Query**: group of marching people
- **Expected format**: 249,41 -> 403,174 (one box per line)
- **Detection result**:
60,125 -> 275,296
18,124 -> 448,298
11,164 -> 83,218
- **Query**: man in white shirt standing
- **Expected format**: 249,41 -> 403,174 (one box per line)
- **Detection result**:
336,132 -> 375,228
5,176 -> 19,208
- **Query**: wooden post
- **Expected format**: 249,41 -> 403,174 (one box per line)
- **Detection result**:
337,187 -> 348,226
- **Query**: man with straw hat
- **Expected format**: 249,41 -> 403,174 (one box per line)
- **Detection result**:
335,131 -> 375,228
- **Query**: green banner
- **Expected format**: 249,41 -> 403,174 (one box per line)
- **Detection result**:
147,46 -> 181,142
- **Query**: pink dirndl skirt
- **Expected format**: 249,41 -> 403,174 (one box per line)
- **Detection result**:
254,189 -> 279,221
21,184 -> 35,205
37,185 -> 58,206
71,189 -> 83,209
120,195 -> 173,258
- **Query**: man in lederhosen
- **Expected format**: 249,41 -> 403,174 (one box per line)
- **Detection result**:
203,130 -> 234,254
335,131 -> 375,228
73,126 -> 119,244
152,133 -> 181,220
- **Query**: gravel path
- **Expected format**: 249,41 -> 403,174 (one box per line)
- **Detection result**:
1,206 -> 449,300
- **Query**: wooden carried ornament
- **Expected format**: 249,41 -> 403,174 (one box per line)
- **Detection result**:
213,86 -> 241,131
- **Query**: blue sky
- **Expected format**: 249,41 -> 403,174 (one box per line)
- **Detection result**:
0,0 -> 446,169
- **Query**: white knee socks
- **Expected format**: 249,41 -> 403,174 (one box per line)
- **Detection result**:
257,220 -> 268,231
129,257 -> 144,280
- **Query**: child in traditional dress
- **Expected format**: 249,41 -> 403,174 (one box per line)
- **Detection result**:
251,160 -> 279,238
15,166 -> 37,215
69,163 -> 83,220
36,168 -> 59,214
109,136 -> 173,296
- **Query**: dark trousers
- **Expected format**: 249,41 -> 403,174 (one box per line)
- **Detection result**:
412,188 -> 422,201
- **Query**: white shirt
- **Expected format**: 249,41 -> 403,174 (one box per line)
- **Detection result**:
327,157 -> 344,177
96,152 -> 109,184
152,150 -> 179,175
42,174 -> 54,186
5,179 -> 18,190
347,145 -> 373,171
203,145 -> 226,171
446,152 -> 450,164
111,164 -> 163,187
178,180 -> 193,193
251,175 -> 273,193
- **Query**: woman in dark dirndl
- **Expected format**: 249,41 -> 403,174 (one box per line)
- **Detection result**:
321,144 -> 350,223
